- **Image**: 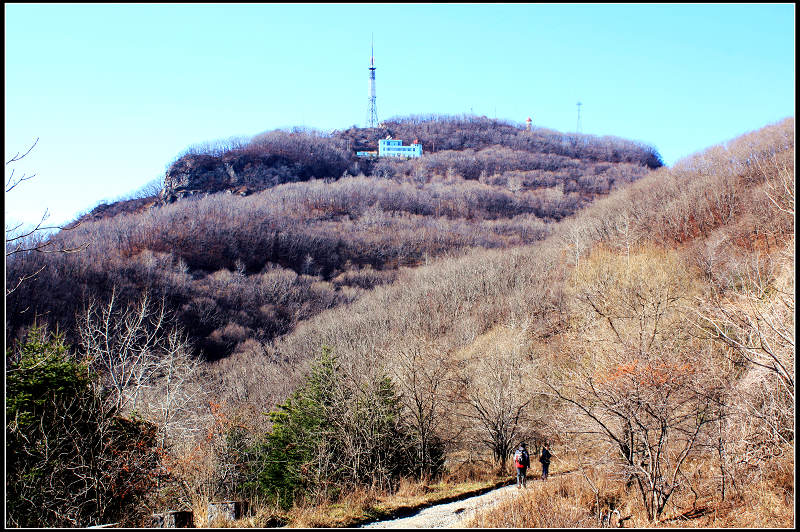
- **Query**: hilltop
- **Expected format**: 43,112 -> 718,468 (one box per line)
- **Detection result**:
157,115 -> 661,203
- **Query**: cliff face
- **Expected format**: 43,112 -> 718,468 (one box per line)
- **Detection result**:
160,152 -> 306,203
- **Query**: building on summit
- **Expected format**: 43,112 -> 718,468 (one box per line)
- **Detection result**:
356,136 -> 422,159
378,137 -> 422,158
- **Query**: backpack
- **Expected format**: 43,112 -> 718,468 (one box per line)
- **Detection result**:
514,448 -> 528,467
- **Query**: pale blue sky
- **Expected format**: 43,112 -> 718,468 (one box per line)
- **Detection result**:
5,3 -> 795,227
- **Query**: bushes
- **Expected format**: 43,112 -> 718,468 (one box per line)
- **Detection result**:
6,327 -> 161,527
373,114 -> 662,169
162,130 -> 353,202
579,118 -> 794,250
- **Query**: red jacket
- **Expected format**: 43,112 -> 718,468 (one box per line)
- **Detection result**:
514,449 -> 530,468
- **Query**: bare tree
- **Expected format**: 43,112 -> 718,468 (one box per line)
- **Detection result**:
138,329 -> 205,450
560,219 -> 592,268
78,288 -> 196,419
695,255 -> 794,405
757,148 -> 794,219
6,138 -> 86,295
5,137 -> 39,192
692,156 -> 794,465
548,246 -> 726,521
545,351 -> 724,521
460,339 -> 536,470
391,341 -> 454,475
694,243 -> 794,468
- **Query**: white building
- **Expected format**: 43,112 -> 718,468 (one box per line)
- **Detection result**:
378,137 -> 422,158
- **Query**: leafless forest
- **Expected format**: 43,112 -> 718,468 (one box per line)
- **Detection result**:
6,116 -> 656,360
6,116 -> 793,527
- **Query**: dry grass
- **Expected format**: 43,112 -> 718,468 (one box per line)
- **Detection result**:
466,472 -> 598,527
441,452 -> 501,485
687,447 -> 794,528
279,464 -> 506,528
190,496 -> 286,528
176,445 -> 793,528
465,448 -> 794,529
278,480 -> 500,528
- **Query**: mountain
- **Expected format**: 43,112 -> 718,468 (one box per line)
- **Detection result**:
7,115 -> 661,360
6,115 -> 793,527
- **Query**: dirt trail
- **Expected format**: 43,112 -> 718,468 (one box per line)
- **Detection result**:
358,470 -> 576,529
357,483 -> 524,529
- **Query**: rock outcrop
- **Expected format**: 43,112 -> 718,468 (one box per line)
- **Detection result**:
159,151 -> 308,204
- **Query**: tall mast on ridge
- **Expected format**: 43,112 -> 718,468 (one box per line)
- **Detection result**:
366,34 -> 379,128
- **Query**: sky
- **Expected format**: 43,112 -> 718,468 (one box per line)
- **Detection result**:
5,3 -> 795,229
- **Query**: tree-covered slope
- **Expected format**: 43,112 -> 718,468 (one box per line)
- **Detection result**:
7,116 -> 660,360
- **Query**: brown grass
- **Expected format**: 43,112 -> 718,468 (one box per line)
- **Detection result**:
278,472 -> 507,528
466,472 -> 598,527
465,448 -> 795,528
276,454 -> 509,528
189,453 -> 793,528
189,495 -> 286,528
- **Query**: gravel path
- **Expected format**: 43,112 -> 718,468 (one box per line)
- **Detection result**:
357,483 -> 525,529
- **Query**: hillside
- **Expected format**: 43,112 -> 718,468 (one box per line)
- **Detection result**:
6,115 -> 659,360
251,117 -> 793,526
5,116 -> 793,527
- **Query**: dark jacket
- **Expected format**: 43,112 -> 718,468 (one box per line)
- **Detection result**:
539,447 -> 551,464
514,448 -> 530,468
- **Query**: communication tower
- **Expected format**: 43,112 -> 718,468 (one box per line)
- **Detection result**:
366,35 -> 379,128
576,101 -> 583,134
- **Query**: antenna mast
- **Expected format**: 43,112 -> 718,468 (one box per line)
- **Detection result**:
366,34 -> 379,128
576,101 -> 582,134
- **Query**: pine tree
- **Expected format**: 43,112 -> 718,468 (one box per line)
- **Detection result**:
250,346 -> 421,507
254,346 -> 340,507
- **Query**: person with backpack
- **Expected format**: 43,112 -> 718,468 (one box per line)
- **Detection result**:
539,442 -> 552,480
513,442 -> 530,488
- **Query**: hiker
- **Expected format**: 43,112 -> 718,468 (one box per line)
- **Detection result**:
539,442 -> 552,480
513,442 -> 530,488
